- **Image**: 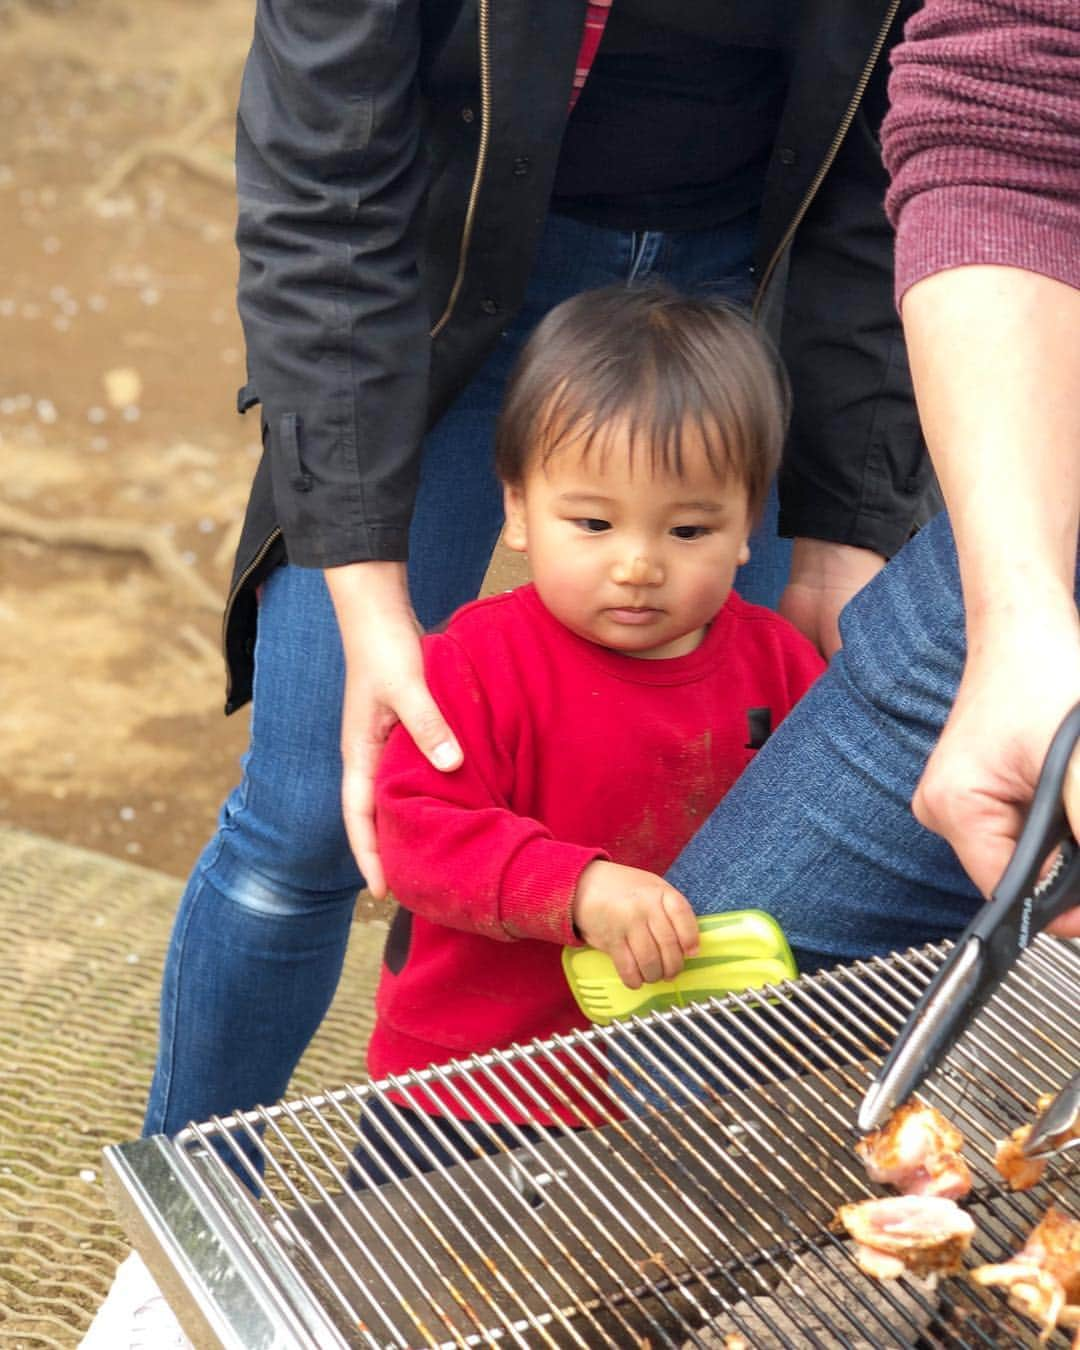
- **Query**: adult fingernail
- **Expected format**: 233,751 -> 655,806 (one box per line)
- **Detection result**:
432,741 -> 459,770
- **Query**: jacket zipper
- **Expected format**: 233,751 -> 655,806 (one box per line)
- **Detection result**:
221,524 -> 280,704
753,0 -> 902,318
223,0 -> 493,699
431,0 -> 492,339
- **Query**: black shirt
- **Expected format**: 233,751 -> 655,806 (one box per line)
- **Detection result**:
551,0 -> 789,231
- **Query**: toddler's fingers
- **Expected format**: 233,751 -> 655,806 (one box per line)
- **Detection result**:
644,912 -> 686,984
611,937 -> 644,990
662,887 -> 700,956
627,926 -> 668,987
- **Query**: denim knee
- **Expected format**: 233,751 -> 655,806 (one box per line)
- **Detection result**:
234,566 -> 362,897
837,512 -> 964,737
210,758 -> 362,907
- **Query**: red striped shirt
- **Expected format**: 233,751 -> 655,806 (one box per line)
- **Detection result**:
570,1 -> 612,108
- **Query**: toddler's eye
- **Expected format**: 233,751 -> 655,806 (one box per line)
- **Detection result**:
671,524 -> 710,540
575,518 -> 611,533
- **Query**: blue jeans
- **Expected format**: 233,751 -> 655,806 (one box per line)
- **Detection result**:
144,209 -> 787,1135
670,510 -> 995,969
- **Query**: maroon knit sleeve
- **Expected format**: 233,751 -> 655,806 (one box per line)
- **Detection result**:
882,0 -> 1080,303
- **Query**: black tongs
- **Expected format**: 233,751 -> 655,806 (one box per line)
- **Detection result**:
858,701 -> 1080,1134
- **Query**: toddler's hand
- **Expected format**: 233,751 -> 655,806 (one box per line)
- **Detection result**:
572,861 -> 699,989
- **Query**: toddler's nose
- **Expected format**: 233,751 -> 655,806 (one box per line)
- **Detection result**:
613,554 -> 663,587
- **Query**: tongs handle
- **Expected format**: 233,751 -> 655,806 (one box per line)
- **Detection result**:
977,699 -> 1080,953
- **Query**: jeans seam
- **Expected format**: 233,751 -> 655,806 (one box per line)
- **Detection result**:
148,833 -> 226,1133
628,230 -> 653,284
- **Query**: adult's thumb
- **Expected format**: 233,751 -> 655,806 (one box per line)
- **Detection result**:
399,693 -> 462,773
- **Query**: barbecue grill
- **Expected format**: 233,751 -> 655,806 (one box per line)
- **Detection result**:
105,936 -> 1079,1349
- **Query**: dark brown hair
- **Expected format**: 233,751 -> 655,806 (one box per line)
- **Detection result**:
494,283 -> 789,523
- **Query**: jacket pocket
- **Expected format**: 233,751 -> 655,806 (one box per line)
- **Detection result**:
278,412 -> 312,493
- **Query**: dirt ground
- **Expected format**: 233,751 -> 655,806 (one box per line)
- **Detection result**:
0,0 -> 520,890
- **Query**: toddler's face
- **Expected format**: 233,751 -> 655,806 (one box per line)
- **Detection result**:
502,419 -> 752,659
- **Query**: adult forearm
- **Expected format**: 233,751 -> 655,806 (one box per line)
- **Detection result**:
903,264 -> 1080,919
901,265 -> 1080,635
879,0 -> 1080,921
325,561 -> 416,662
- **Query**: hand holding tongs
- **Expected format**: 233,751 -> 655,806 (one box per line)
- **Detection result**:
1021,1067 -> 1080,1161
858,701 -> 1080,1135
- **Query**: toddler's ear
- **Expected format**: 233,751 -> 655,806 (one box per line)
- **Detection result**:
502,482 -> 529,553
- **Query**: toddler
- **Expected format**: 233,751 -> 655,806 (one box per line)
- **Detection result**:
365,283 -> 825,1164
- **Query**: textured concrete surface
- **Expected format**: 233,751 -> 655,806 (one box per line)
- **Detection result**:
0,827 -> 385,1347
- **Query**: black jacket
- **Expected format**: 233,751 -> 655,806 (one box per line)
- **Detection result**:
223,0 -> 926,711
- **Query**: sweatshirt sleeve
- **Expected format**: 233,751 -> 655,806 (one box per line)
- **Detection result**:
374,633 -> 607,946
882,0 -> 1080,303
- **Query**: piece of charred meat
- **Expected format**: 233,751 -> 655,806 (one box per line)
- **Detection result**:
856,1101 -> 973,1200
995,1092 -> 1080,1192
835,1195 -> 975,1281
995,1122 -> 1049,1192
971,1207 -> 1080,1342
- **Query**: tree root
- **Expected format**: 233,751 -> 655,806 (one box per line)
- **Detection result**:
85,62 -> 238,206
87,142 -> 234,206
211,515 -> 242,573
0,500 -> 223,613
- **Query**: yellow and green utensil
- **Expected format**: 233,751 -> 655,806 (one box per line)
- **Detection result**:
563,910 -> 796,1025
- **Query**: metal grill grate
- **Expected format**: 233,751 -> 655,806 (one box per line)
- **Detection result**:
106,938 -> 1080,1349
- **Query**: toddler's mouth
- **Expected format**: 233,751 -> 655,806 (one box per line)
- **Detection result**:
606,606 -> 662,625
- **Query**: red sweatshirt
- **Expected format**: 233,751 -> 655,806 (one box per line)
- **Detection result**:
370,584 -> 824,1124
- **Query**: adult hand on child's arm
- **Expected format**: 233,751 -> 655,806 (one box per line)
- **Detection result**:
572,861 -> 700,989
778,539 -> 885,659
325,560 -> 463,899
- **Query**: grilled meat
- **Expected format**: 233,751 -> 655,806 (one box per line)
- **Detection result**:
996,1092 -> 1080,1192
995,1122 -> 1049,1192
836,1195 -> 975,1280
971,1207 -> 1080,1342
856,1101 -> 972,1200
